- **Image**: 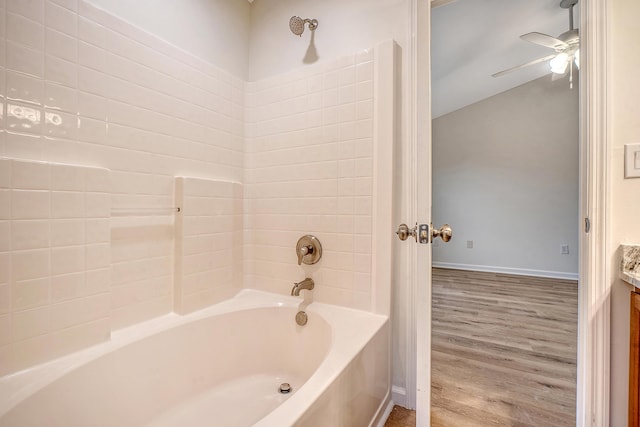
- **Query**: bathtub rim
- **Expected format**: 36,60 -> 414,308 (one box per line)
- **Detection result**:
0,289 -> 388,425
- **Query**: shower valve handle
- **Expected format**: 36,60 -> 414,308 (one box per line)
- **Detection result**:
296,235 -> 322,265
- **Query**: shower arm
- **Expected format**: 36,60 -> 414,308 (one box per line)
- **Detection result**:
304,18 -> 318,31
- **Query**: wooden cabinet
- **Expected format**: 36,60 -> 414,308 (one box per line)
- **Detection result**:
630,291 -> 640,427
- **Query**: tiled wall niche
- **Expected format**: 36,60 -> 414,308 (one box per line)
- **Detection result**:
174,178 -> 243,315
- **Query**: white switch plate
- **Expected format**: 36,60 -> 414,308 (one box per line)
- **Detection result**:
625,143 -> 640,178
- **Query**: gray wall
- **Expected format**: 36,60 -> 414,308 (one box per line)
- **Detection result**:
432,76 -> 579,278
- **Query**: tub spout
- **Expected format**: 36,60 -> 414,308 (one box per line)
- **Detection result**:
291,278 -> 314,296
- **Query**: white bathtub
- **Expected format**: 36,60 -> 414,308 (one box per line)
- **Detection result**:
0,290 -> 390,426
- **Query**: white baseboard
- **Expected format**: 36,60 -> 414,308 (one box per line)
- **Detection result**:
391,385 -> 408,408
432,262 -> 579,281
372,397 -> 395,427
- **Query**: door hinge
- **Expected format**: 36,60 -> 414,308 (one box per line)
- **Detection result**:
584,217 -> 591,233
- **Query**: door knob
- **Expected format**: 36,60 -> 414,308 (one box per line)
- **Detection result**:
396,224 -> 417,241
431,223 -> 452,242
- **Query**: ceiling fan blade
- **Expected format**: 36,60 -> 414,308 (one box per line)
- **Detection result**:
520,32 -> 568,50
492,54 -> 557,78
431,0 -> 457,8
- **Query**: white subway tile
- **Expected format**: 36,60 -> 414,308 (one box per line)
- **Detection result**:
84,167 -> 109,192
51,245 -> 84,275
12,307 -> 51,341
51,190 -> 83,219
85,218 -> 109,243
51,317 -> 109,358
84,268 -> 109,294
85,243 -> 109,269
0,160 -> 12,189
5,102 -> 43,135
0,222 -> 9,252
356,61 -> 374,82
356,100 -> 373,120
50,219 -> 84,246
0,191 -> 9,221
44,110 -> 78,140
339,85 -> 356,105
7,0 -> 44,23
50,292 -> 109,331
84,192 -> 109,218
11,276 -> 50,311
355,119 -> 373,139
6,70 -> 45,105
45,54 -> 77,87
45,81 -> 77,112
78,17 -> 106,48
11,159 -> 49,189
77,91 -> 106,120
45,28 -> 77,62
78,66 -> 109,97
339,66 -> 357,87
0,315 -> 11,346
11,190 -> 50,219
6,41 -> 44,78
45,1 -> 77,36
6,12 -> 44,50
11,220 -> 49,250
355,81 -> 373,101
78,41 -> 105,71
77,116 -> 106,144
50,163 -> 84,191
12,248 -> 49,282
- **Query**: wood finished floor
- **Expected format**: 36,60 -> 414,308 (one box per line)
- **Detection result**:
431,268 -> 577,426
385,268 -> 578,427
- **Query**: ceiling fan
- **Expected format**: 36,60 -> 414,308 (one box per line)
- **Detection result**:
492,0 -> 579,85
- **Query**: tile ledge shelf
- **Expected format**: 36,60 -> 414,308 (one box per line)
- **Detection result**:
621,244 -> 640,287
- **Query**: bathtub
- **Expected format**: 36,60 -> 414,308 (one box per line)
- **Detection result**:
0,290 -> 390,426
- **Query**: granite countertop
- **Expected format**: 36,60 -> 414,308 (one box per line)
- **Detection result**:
621,245 -> 640,287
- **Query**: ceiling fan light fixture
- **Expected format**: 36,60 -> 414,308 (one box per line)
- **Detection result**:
574,49 -> 580,69
550,53 -> 569,74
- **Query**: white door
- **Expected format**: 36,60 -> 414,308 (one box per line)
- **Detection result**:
415,1 -> 433,425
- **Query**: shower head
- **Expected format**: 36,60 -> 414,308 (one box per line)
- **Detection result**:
289,16 -> 318,37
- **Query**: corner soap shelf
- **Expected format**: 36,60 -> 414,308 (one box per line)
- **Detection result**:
621,245 -> 640,287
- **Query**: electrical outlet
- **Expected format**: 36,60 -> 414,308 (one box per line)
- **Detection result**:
560,244 -> 570,254
467,240 -> 473,249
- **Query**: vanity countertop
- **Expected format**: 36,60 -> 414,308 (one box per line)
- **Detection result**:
621,245 -> 640,288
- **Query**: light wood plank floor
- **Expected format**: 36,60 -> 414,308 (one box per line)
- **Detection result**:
430,268 -> 577,426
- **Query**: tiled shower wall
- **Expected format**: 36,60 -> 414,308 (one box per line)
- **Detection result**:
0,158 -> 111,375
244,51 -> 375,310
0,0 -> 381,372
0,1 -> 244,330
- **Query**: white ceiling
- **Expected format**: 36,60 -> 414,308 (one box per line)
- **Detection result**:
431,0 -> 577,118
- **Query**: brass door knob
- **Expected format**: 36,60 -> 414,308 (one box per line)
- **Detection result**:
396,224 -> 416,241
431,223 -> 452,242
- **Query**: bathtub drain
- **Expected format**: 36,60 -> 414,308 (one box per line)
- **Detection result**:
279,383 -> 292,394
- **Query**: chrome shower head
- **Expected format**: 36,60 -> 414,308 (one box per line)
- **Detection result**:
289,16 -> 318,37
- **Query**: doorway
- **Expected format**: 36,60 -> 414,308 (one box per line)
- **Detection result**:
429,1 -> 580,422
411,0 -> 610,426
